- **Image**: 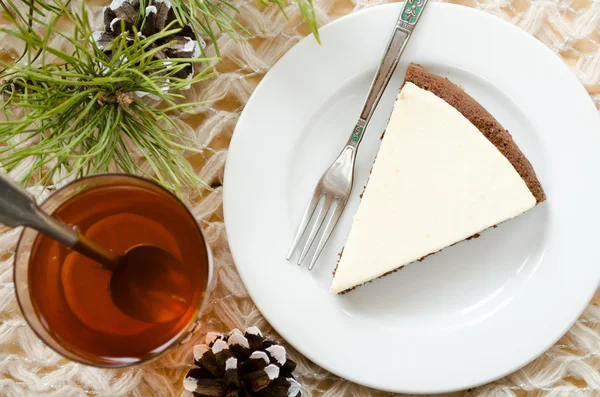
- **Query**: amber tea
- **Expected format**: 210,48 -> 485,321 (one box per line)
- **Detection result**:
18,176 -> 210,367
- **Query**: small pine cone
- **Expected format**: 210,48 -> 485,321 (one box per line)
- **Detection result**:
92,0 -> 205,84
183,327 -> 301,397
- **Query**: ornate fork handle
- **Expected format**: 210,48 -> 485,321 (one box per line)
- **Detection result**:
348,0 -> 429,148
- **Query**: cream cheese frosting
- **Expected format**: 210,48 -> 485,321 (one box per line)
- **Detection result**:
330,83 -> 536,294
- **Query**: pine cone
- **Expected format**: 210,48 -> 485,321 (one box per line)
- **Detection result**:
92,0 -> 204,82
183,327 -> 302,397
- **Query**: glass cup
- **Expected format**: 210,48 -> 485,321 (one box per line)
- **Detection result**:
14,174 -> 213,367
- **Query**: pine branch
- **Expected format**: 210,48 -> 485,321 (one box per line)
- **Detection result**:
0,0 -> 214,193
0,0 -> 320,192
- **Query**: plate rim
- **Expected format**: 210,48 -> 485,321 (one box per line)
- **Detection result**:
224,3 -> 600,393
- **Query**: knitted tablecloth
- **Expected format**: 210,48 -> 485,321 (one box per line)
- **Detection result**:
0,0 -> 598,396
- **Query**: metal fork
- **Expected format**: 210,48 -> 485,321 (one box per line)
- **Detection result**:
286,0 -> 429,269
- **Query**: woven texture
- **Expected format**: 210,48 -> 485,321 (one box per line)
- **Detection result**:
0,0 -> 599,396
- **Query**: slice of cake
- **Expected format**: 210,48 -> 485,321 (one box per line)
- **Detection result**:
330,64 -> 545,295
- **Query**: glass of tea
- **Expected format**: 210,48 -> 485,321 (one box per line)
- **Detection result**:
14,174 -> 212,367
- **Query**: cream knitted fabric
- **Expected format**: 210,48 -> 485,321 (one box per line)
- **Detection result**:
0,0 -> 598,396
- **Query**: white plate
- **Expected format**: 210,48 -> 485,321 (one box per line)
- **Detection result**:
223,3 -> 600,393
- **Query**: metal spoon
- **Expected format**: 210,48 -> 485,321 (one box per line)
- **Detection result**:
0,175 -> 192,324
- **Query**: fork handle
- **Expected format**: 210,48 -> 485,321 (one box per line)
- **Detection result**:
346,0 -> 429,148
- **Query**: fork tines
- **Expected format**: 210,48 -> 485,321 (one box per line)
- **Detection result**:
286,190 -> 345,270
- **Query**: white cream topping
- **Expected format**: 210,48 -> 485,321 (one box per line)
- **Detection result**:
330,83 -> 537,294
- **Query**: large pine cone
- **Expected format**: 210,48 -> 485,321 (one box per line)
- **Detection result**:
183,327 -> 301,397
